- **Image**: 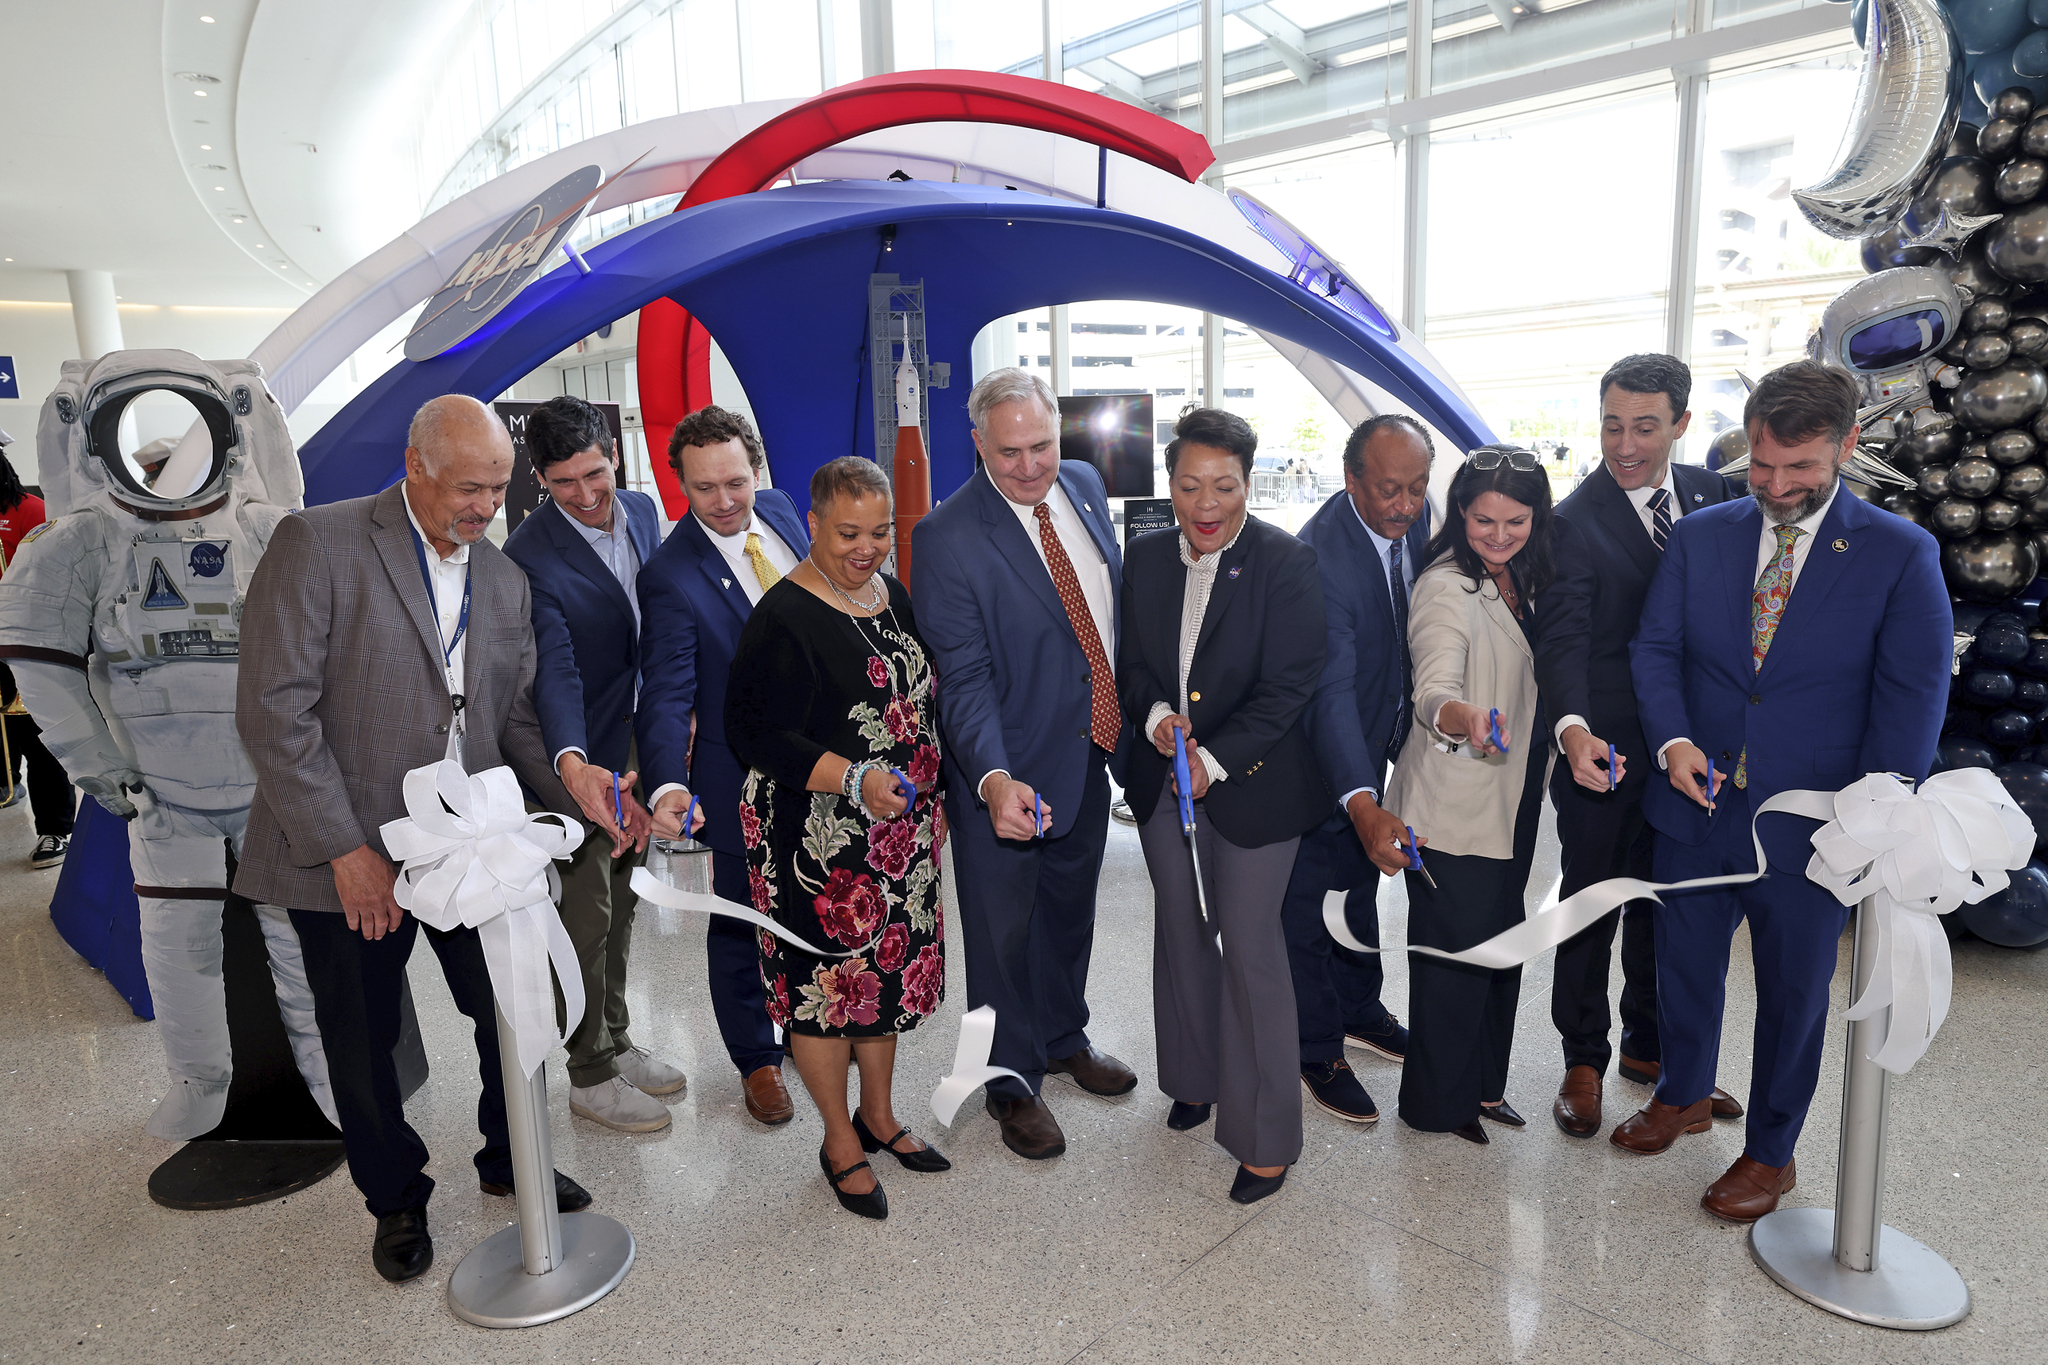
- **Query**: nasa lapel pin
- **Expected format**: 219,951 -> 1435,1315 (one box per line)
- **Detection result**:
722,577 -> 733,588
1692,493 -> 1704,504
1228,565 -> 1243,579
1832,538 -> 1848,552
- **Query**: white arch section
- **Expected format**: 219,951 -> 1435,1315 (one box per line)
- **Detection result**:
247,100 -> 1479,436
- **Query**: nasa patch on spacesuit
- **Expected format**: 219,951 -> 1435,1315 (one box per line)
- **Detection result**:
127,537 -> 239,658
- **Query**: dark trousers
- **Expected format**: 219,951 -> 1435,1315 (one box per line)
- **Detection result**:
946,753 -> 1111,1100
1279,807 -> 1393,1065
290,908 -> 511,1216
1651,788 -> 1848,1168
1548,757 -> 1658,1074
1398,744 -> 1544,1132
710,848 -> 785,1075
5,713 -> 74,837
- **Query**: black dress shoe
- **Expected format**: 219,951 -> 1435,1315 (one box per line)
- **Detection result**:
1166,1100 -> 1213,1130
1344,1014 -> 1409,1063
1450,1118 -> 1490,1145
1301,1060 -> 1380,1123
820,1145 -> 888,1220
1229,1165 -> 1287,1204
853,1111 -> 952,1172
371,1206 -> 433,1283
479,1169 -> 592,1212
1479,1100 -> 1526,1127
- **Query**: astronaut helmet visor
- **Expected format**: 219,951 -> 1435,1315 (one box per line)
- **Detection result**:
85,383 -> 235,507
1842,309 -> 1948,372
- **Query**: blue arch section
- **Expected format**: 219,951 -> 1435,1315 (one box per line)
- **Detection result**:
297,180 -> 1493,510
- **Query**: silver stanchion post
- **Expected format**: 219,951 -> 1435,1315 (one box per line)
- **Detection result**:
447,1005 -> 635,1328
1747,894 -> 1970,1330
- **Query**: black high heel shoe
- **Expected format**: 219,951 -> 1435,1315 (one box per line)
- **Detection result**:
819,1145 -> 888,1220
1229,1165 -> 1287,1204
1167,1101 -> 1213,1131
1479,1100 -> 1526,1127
853,1111 -> 952,1172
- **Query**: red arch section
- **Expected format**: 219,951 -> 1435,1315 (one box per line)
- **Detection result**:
637,71 -> 1215,515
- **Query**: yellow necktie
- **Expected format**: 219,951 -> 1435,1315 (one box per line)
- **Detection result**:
744,532 -> 781,593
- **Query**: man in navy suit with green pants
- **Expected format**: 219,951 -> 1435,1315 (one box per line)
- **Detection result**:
1618,361 -> 1949,1222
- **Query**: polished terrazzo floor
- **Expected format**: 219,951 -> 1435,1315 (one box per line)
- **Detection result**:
2,789 -> 2043,1364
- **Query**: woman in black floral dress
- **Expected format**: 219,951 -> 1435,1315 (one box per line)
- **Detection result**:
726,457 -> 948,1221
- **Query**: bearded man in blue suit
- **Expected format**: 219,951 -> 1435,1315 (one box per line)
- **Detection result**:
1618,361 -> 1949,1222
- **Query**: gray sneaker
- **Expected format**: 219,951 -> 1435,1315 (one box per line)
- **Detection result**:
569,1076 -> 672,1133
614,1045 -> 687,1097
31,835 -> 67,869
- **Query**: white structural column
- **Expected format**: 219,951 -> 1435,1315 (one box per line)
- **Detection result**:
65,270 -> 124,362
859,0 -> 893,78
1200,0 -> 1226,406
1051,305 -> 1072,396
1400,4 -> 1432,338
1665,4 -> 1713,363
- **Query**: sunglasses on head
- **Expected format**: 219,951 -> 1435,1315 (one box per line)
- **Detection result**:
1466,444 -> 1541,471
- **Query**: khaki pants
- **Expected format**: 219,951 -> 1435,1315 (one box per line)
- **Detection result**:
549,755 -> 644,1088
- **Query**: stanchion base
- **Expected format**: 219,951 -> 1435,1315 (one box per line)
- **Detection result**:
146,1140 -> 347,1210
447,1211 -> 634,1329
1749,1207 -> 1970,1330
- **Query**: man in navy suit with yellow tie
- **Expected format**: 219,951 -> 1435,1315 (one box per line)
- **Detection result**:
636,405 -> 808,1127
1280,414 -> 1433,1126
1621,361 -> 1949,1221
503,396 -> 681,1135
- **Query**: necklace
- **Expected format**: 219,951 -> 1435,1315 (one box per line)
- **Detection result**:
810,553 -> 885,613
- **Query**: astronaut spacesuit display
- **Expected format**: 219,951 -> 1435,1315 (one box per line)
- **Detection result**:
1812,265 -> 1965,441
0,350 -> 335,1141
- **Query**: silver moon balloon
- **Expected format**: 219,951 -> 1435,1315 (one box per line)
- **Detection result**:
1793,0 -> 1964,239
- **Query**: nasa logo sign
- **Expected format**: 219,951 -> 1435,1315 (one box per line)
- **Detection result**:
404,163 -> 607,361
188,541 -> 227,578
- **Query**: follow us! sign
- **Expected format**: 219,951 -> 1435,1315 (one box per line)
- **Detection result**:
0,356 -> 17,400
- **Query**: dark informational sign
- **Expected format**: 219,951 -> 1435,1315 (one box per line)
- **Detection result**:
1121,497 -> 1175,545
0,356 -> 17,399
493,399 -> 622,532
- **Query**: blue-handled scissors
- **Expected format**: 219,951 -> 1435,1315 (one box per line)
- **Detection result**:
889,766 -> 917,813
1488,708 -> 1509,754
1404,824 -> 1438,890
1607,743 -> 1618,792
1171,724 -> 1211,920
1700,760 -> 1720,813
611,771 -> 624,828
683,792 -> 700,838
1034,792 -> 1045,838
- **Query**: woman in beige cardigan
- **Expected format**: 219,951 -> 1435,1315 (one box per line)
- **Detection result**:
1384,447 -> 1558,1143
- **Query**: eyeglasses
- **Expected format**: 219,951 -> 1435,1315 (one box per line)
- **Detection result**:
1466,444 -> 1541,471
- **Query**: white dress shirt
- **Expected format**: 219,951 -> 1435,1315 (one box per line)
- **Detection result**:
1340,499 -> 1417,810
1141,520 -> 1250,786
401,487 -> 469,764
1555,466 -> 1684,747
1656,481 -> 1841,767
978,478 -> 1116,800
552,498 -> 647,771
704,509 -> 798,606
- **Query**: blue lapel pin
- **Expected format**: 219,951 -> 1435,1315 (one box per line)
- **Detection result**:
1692,493 -> 1704,503
1228,565 -> 1242,579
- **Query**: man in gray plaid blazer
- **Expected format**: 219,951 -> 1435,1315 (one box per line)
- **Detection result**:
235,395 -> 601,1284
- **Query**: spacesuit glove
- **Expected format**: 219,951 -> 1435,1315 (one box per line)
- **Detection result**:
75,770 -> 146,820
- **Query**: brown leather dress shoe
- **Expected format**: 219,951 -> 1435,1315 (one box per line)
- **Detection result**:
1618,1059 -> 1744,1119
1047,1045 -> 1138,1096
1553,1065 -> 1602,1138
986,1093 -> 1067,1159
743,1065 -> 795,1125
1609,1096 -> 1712,1153
1702,1154 -> 1796,1223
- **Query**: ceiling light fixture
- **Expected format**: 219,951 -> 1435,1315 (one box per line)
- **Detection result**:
200,14 -> 215,21
194,89 -> 208,96
215,185 -> 226,191
199,143 -> 212,150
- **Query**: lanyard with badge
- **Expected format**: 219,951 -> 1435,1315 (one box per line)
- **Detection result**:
408,523 -> 472,748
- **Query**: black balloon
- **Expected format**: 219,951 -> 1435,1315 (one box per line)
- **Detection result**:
1967,298 -> 2014,332
2035,527 -> 2048,566
1986,496 -> 2025,529
1995,761 -> 2048,855
1952,456 -> 2003,496
2025,112 -> 2048,157
1993,87 -> 2037,124
1954,360 -> 2048,429
1935,496 -> 1984,535
1989,429 -> 2038,464
1881,489 -> 1932,526
1939,735 -> 2001,769
1955,602 -> 1998,634
1921,463 -> 1954,498
1986,707 -> 2036,745
1981,117 -> 2023,161
1966,666 -> 2019,703
1944,530 -> 2044,602
2023,638 -> 2048,676
1979,617 -> 2033,662
1862,220 -> 1942,272
2010,744 -> 2048,763
2016,677 -> 2048,710
2012,316 -> 2048,356
2005,464 -> 2048,498
1916,155 -> 2000,224
1954,121 -> 1985,158
1988,203 -> 2048,284
1964,333 -> 2014,369
1901,422 -> 1963,469
1957,858 -> 2048,947
2001,155 -> 2048,203
1953,234 -> 2012,298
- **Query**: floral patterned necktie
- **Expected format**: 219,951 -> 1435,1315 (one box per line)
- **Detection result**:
1734,524 -> 1802,790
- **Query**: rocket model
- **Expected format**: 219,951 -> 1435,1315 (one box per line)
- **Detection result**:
892,359 -> 932,576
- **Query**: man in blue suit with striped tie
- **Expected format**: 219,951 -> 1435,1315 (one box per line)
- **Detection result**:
636,405 -> 809,1127
1281,414 -> 1433,1126
503,395 -> 681,1135
1621,361 -> 1949,1221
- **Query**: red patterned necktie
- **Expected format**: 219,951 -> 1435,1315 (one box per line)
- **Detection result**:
1734,524 -> 1802,789
1035,502 -> 1118,751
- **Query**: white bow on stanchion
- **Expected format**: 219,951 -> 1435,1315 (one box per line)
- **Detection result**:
380,761 -> 587,1081
1798,769 -> 2034,1073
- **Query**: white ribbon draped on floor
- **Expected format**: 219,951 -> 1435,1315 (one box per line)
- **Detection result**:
1328,770 -> 2034,1074
380,762 -> 587,1081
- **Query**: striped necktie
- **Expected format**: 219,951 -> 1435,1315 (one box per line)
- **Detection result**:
1389,535 -> 1411,762
1647,487 -> 1673,552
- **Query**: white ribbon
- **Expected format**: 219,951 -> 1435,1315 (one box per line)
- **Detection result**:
628,867 -> 886,958
1329,771 -> 2033,1074
379,761 -> 586,1081
929,1005 -> 1029,1126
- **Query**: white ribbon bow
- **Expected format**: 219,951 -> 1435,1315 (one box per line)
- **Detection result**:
1328,771 -> 2034,1075
379,761 -> 586,1081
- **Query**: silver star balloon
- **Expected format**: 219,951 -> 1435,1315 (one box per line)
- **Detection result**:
1897,203 -> 2003,257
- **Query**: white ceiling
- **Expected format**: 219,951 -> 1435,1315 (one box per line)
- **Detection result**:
0,0 -> 470,309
